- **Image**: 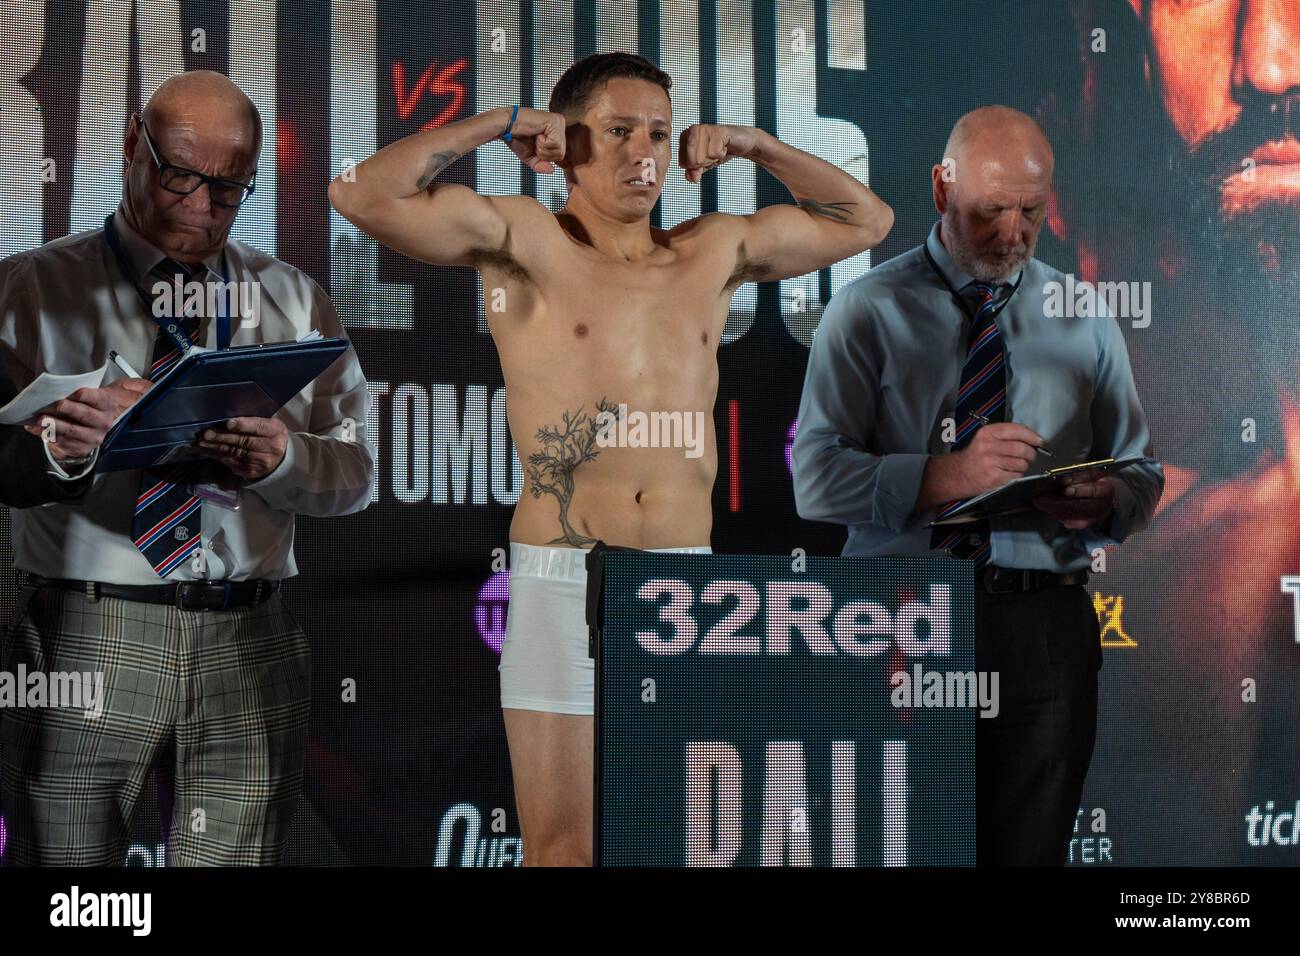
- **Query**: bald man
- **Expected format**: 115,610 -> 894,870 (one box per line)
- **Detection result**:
0,71 -> 373,865
792,106 -> 1164,865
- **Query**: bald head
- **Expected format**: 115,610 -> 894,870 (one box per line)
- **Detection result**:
145,71 -> 261,147
932,106 -> 1054,283
123,71 -> 261,263
943,106 -> 1053,184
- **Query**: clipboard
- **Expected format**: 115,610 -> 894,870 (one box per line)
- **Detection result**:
93,337 -> 351,473
927,455 -> 1148,526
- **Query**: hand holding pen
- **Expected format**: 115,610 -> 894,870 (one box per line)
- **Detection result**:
971,411 -> 1052,457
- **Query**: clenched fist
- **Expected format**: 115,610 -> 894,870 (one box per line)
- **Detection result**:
503,108 -> 567,174
678,124 -> 762,183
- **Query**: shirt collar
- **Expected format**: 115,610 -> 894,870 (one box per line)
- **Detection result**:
925,220 -> 1022,296
111,206 -> 224,278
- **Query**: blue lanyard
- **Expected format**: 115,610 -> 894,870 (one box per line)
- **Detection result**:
103,213 -> 233,354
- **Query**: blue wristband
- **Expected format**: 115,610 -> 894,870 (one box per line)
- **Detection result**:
501,104 -> 520,143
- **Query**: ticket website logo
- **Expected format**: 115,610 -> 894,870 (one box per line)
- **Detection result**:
1245,799 -> 1300,848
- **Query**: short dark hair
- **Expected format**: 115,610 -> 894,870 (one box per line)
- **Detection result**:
548,52 -> 671,122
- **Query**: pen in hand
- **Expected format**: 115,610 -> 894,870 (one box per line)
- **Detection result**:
971,411 -> 1053,457
109,350 -> 142,379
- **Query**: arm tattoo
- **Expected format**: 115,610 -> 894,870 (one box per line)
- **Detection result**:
797,198 -> 858,223
416,150 -> 462,191
526,397 -> 618,547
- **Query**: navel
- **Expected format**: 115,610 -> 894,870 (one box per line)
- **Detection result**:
575,323 -> 589,337
700,331 -> 708,345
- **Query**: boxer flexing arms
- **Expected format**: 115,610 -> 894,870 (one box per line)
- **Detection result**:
330,53 -> 892,865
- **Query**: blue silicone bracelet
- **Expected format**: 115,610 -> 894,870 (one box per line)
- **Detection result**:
501,104 -> 520,143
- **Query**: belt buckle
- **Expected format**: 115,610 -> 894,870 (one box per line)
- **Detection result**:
984,567 -> 1021,595
175,581 -> 231,611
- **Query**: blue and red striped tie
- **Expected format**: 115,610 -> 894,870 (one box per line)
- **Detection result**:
130,258 -> 207,578
931,281 -> 1005,567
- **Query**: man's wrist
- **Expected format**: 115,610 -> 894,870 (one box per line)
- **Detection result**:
484,106 -> 518,144
245,430 -> 298,491
44,441 -> 98,480
744,127 -> 779,165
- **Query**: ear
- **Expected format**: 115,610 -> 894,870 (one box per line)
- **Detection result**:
931,163 -> 949,216
563,119 -> 588,170
124,113 -> 141,166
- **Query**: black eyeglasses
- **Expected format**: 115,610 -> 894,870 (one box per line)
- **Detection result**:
138,118 -> 257,208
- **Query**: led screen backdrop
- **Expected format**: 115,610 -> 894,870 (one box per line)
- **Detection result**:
1,0 -> 1298,865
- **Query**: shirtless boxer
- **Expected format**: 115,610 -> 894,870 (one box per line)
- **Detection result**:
329,51 -> 893,865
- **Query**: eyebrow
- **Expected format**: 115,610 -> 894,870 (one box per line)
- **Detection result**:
151,133 -> 254,182
606,115 -> 670,126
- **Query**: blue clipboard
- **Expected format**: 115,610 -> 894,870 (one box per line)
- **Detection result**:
94,337 -> 351,473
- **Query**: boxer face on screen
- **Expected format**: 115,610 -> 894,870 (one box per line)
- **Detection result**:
561,77 -> 671,222
121,72 -> 260,265
1133,0 -> 1300,279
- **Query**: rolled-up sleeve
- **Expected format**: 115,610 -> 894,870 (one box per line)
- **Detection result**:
791,285 -> 928,532
245,281 -> 375,517
1084,313 -> 1164,547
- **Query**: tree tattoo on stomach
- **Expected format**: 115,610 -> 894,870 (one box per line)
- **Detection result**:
526,397 -> 618,547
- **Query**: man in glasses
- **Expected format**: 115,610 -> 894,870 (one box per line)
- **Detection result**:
0,70 -> 374,865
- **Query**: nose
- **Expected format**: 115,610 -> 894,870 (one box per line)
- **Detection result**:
180,181 -> 213,213
996,209 -> 1023,247
1234,0 -> 1300,98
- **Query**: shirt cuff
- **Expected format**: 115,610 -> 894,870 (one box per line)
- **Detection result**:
44,442 -> 98,481
876,452 -> 933,533
1094,475 -> 1139,546
244,429 -> 300,496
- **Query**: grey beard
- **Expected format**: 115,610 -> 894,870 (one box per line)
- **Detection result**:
943,216 -> 1033,283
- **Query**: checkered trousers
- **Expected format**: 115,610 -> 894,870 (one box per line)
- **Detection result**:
0,582 -> 310,866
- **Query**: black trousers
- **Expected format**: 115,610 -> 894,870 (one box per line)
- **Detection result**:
975,582 -> 1101,866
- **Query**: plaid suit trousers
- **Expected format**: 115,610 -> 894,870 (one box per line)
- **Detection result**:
0,582 -> 310,866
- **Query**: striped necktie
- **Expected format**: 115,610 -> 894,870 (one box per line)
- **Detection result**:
930,281 -> 1005,567
130,257 -> 208,578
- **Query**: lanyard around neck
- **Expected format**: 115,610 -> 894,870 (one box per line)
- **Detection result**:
103,213 -> 232,353
922,240 -> 1023,326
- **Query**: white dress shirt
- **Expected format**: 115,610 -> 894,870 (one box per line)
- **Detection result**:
0,207 -> 375,584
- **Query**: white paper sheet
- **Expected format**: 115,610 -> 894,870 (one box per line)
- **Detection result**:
0,362 -> 113,425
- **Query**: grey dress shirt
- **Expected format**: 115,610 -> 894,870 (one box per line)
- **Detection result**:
791,220 -> 1164,571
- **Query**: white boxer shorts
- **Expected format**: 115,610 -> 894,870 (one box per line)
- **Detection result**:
498,541 -> 712,715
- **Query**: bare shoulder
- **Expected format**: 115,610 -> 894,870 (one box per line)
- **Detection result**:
665,210 -> 746,245
474,194 -> 566,284
666,211 -> 767,287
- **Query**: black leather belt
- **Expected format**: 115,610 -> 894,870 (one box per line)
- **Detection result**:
979,565 -> 1089,595
21,573 -> 279,611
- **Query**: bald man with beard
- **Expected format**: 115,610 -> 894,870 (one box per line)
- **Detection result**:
0,71 -> 373,865
792,106 -> 1165,865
